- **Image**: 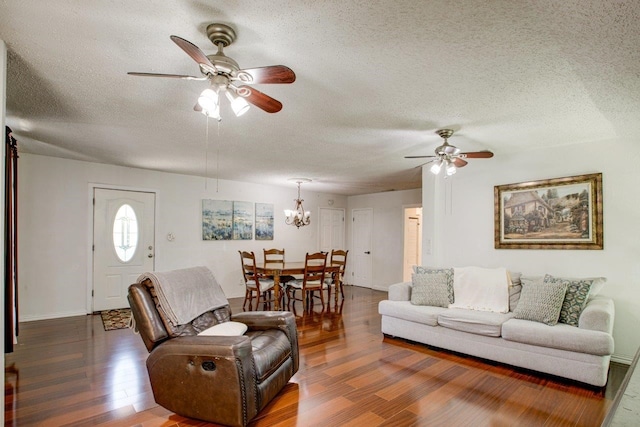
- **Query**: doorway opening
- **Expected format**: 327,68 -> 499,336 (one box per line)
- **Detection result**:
403,206 -> 422,282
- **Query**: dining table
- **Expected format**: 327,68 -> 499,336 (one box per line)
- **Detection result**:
255,261 -> 343,311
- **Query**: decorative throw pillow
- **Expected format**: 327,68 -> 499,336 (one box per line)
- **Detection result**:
513,280 -> 567,326
410,269 -> 454,307
510,276 -> 542,312
552,276 -> 606,299
543,274 -> 596,327
198,321 -> 248,336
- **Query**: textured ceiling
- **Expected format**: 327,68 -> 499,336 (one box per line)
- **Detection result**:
1,0 -> 639,195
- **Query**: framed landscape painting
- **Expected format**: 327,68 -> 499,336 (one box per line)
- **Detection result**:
494,173 -> 603,249
255,203 -> 274,240
232,201 -> 254,240
202,199 -> 233,240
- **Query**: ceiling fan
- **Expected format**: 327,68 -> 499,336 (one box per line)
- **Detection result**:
405,129 -> 494,176
128,23 -> 296,120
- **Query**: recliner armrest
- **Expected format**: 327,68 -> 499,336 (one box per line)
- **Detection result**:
232,311 -> 299,373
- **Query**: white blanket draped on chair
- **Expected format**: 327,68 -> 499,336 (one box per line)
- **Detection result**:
138,266 -> 228,325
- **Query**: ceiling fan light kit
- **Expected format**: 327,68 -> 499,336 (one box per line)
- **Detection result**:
405,129 -> 494,176
128,23 -> 296,121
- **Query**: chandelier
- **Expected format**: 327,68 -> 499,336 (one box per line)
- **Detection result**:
284,179 -> 311,228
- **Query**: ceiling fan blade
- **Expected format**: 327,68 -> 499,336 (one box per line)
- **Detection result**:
453,158 -> 468,167
404,155 -> 437,159
460,150 -> 494,159
236,66 -> 296,84
127,72 -> 207,81
237,85 -> 283,113
170,35 -> 217,73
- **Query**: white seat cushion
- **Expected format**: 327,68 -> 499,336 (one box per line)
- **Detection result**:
438,308 -> 514,337
246,279 -> 274,292
502,318 -> 614,355
378,300 -> 446,327
288,280 -> 327,289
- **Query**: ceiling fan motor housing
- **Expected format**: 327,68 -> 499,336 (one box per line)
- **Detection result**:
206,23 -> 236,47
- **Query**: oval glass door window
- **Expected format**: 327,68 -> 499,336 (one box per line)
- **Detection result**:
113,204 -> 138,262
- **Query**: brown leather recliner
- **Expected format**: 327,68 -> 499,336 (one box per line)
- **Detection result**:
128,279 -> 299,427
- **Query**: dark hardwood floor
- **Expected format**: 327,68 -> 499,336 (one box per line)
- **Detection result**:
5,286 -> 627,426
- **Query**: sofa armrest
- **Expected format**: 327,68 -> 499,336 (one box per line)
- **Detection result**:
388,282 -> 412,301
232,311 -> 299,373
146,335 -> 259,426
579,295 -> 615,334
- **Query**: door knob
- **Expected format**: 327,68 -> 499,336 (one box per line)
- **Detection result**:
364,251 -> 371,254
148,254 -> 154,258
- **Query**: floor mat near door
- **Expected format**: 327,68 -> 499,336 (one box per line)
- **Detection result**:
100,308 -> 131,331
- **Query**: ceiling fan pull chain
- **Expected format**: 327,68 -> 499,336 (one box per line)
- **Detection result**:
216,120 -> 221,193
204,116 -> 210,191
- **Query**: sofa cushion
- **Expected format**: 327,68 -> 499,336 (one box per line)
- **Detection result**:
437,308 -> 514,337
507,271 -> 522,311
544,274 -> 594,327
378,300 -> 446,326
513,279 -> 567,326
410,271 -> 452,307
502,318 -> 614,356
509,283 -> 522,312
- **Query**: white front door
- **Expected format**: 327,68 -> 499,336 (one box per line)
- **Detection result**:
93,188 -> 155,311
352,208 -> 373,288
319,207 -> 345,252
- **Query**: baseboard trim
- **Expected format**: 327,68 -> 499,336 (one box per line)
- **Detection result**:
21,310 -> 88,322
611,354 -> 633,365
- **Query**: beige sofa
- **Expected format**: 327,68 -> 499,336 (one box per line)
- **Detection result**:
378,279 -> 615,387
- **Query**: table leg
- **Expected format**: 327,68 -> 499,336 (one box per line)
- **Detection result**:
273,273 -> 281,311
334,272 -> 341,308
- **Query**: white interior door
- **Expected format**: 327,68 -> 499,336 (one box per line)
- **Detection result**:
93,188 -> 155,311
319,207 -> 345,252
352,208 -> 373,288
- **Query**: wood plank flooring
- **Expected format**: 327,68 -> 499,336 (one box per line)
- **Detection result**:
5,286 -> 627,426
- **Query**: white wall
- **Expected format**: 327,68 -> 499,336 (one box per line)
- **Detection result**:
347,189 -> 422,290
421,138 -> 640,362
18,153 -> 347,320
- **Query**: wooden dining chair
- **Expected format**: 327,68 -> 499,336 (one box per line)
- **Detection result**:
264,248 -> 296,306
263,248 -> 296,283
239,250 -> 275,311
327,249 -> 348,300
286,252 -> 328,311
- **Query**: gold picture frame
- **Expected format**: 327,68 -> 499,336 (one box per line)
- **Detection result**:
494,173 -> 603,250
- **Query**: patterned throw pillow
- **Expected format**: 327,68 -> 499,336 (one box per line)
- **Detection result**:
410,268 -> 454,307
513,280 -> 567,326
543,274 -> 594,327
